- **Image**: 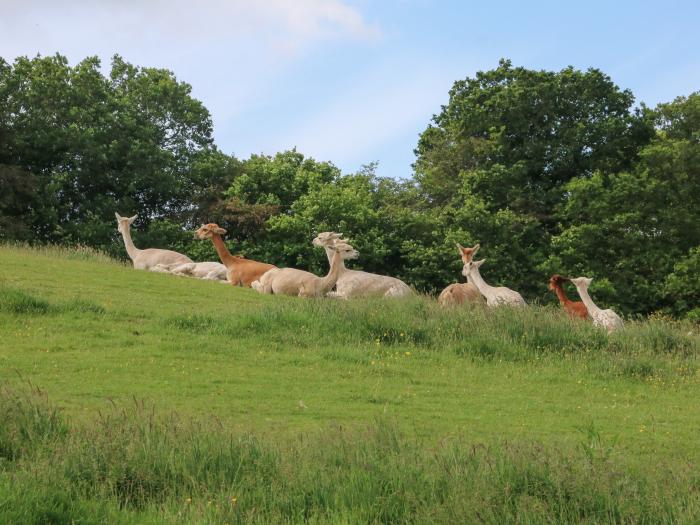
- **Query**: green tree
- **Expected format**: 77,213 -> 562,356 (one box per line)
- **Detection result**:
664,247 -> 700,320
547,93 -> 700,314
0,53 -> 214,253
265,163 -> 410,275
415,59 -> 652,214
412,60 -> 653,300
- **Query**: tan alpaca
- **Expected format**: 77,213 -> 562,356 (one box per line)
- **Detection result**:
463,259 -> 526,307
311,232 -> 412,298
195,223 -> 276,287
151,261 -> 227,281
438,243 -> 484,306
115,212 -> 192,270
252,239 -> 359,297
569,277 -> 623,333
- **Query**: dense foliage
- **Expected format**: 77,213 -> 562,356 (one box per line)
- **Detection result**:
0,54 -> 698,317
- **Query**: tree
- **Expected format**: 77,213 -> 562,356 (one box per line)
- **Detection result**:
411,60 -> 654,302
0,53 -> 214,252
415,59 -> 652,215
547,93 -> 700,314
664,247 -> 700,320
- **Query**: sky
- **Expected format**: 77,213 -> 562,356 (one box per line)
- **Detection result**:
1,0 -> 699,179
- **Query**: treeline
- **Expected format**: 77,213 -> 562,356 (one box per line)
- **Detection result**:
0,55 -> 698,318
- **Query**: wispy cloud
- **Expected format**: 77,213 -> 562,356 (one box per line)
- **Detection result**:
0,0 -> 380,60
0,0 -> 381,137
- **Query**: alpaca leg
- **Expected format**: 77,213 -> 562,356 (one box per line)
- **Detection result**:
251,279 -> 273,294
150,264 -> 172,273
170,263 -> 195,277
204,270 -> 223,280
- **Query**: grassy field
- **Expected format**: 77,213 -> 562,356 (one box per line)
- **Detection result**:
1,244 -> 700,523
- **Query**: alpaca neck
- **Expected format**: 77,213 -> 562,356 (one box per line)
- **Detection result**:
324,245 -> 347,274
468,266 -> 494,296
119,226 -> 140,261
210,234 -> 235,267
574,285 -> 602,316
552,283 -> 572,306
319,250 -> 343,294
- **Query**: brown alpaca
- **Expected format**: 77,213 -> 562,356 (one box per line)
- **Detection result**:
438,243 -> 484,306
548,275 -> 588,320
195,224 -> 277,287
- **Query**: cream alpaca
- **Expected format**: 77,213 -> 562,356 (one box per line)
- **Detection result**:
115,212 -> 192,270
312,232 -> 412,298
569,277 -> 624,333
462,259 -> 526,307
151,261 -> 227,281
253,239 -> 359,297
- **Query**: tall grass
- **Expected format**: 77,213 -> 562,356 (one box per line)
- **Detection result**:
0,241 -> 121,265
1,384 -> 699,524
165,296 -> 699,380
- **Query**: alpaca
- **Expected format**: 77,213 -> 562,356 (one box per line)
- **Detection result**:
252,239 -> 359,297
195,223 -> 277,287
151,261 -> 228,281
438,243 -> 484,306
115,212 -> 192,270
311,232 -> 412,298
463,259 -> 526,307
548,274 -> 588,320
568,277 -> 624,333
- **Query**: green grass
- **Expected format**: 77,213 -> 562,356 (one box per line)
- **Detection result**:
1,244 -> 699,523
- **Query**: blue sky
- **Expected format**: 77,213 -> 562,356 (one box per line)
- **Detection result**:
2,0 -> 699,179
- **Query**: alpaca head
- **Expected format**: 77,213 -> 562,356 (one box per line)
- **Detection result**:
331,240 -> 359,261
196,223 -> 227,239
456,243 -> 480,264
569,276 -> 593,289
548,274 -> 567,291
115,212 -> 137,234
312,232 -> 343,247
462,258 -> 486,277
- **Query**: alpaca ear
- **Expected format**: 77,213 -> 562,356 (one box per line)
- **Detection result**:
115,212 -> 123,221
128,215 -> 137,224
456,243 -> 465,251
473,243 -> 480,253
475,258 -> 486,267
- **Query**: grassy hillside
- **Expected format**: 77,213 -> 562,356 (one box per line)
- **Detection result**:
1,244 -> 699,523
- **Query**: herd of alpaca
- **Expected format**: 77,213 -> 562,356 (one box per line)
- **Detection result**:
115,213 -> 624,332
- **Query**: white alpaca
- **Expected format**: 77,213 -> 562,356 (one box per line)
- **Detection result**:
115,212 -> 192,270
462,259 -> 526,307
151,262 -> 227,281
311,232 -> 412,298
438,242 -> 484,307
569,277 -> 624,333
252,239 -> 359,297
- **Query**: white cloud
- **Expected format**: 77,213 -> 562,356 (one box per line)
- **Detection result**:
0,0 -> 380,136
0,0 -> 380,60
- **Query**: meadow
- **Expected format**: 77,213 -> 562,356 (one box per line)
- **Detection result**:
1,244 -> 700,523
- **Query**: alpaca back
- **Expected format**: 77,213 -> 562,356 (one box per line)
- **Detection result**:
438,283 -> 483,306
